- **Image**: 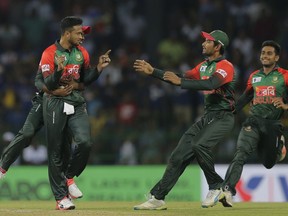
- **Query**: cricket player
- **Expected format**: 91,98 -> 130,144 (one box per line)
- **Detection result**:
133,30 -> 236,209
0,58 -> 87,200
215,40 -> 288,208
39,16 -> 111,210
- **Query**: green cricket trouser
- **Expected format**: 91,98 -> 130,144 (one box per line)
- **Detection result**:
0,94 -> 43,170
43,96 -> 91,201
223,116 -> 283,195
151,110 -> 235,200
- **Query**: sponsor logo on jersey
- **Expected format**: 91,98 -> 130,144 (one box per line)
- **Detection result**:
41,64 -> 50,72
62,64 -> 80,79
252,77 -> 262,83
75,53 -> 83,61
200,65 -> 207,72
216,69 -> 227,78
255,86 -> 276,96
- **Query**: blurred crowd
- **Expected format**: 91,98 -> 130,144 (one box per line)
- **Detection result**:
0,0 -> 288,165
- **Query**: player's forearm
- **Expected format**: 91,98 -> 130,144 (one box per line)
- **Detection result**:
152,68 -> 183,81
81,67 -> 100,86
34,69 -> 45,92
44,69 -> 63,90
181,75 -> 222,90
235,91 -> 253,113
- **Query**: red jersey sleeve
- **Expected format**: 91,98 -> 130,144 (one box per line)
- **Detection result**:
39,45 -> 57,79
278,67 -> 288,87
213,60 -> 234,85
184,61 -> 204,80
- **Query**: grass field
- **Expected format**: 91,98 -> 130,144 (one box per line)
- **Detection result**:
0,201 -> 287,216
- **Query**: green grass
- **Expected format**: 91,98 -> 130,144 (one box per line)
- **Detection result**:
0,201 -> 286,216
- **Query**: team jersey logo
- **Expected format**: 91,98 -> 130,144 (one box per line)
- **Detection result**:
215,69 -> 227,78
41,64 -> 50,72
272,76 -> 278,83
75,53 -> 83,61
252,77 -> 262,83
255,86 -> 276,96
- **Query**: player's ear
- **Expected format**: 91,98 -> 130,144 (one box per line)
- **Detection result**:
275,55 -> 280,62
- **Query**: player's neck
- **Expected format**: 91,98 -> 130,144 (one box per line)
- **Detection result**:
59,38 -> 72,51
208,53 -> 222,61
263,64 -> 276,74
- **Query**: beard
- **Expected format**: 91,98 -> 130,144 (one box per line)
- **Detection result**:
262,62 -> 275,68
68,38 -> 79,47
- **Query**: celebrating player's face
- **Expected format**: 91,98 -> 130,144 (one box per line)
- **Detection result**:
260,46 -> 279,68
68,25 -> 85,46
202,39 -> 217,56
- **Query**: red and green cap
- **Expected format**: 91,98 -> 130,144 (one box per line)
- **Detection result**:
201,30 -> 229,48
82,26 -> 91,34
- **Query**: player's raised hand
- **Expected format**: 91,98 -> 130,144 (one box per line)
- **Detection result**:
163,71 -> 181,85
133,60 -> 154,75
97,49 -> 111,72
56,55 -> 65,71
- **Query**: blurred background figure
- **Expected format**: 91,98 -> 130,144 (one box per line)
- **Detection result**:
118,138 -> 137,165
22,139 -> 47,165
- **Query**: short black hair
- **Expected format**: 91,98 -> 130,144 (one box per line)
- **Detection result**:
60,16 -> 83,35
261,40 -> 281,55
214,41 -> 225,55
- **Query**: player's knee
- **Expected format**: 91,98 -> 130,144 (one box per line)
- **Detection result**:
77,137 -> 92,151
191,143 -> 202,153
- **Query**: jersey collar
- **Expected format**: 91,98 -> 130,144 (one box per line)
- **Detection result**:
55,40 -> 78,53
259,64 -> 279,75
205,56 -> 225,65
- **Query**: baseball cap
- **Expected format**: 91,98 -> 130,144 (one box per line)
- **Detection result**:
82,26 -> 91,34
201,30 -> 229,48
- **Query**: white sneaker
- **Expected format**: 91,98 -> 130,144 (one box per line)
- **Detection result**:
67,178 -> 83,199
56,197 -> 75,210
219,190 -> 233,207
201,189 -> 223,208
134,195 -> 167,210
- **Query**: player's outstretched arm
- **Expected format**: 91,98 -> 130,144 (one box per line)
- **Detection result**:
97,49 -> 112,72
163,71 -> 181,85
133,60 -> 154,75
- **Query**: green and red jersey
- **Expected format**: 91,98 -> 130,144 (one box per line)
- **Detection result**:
38,41 -> 98,106
183,57 -> 236,113
238,66 -> 288,120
